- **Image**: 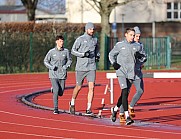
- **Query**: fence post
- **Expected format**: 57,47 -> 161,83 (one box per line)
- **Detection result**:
166,36 -> 171,69
63,32 -> 67,48
104,35 -> 108,70
29,32 -> 33,72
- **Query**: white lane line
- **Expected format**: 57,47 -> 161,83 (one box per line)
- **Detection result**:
0,80 -> 49,86
0,130 -> 73,139
0,83 -> 50,89
104,84 -> 108,95
0,121 -> 158,139
0,87 -> 49,94
0,110 -> 180,136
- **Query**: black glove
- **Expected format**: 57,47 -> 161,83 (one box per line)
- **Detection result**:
113,62 -> 120,70
135,52 -> 145,59
140,57 -> 147,63
53,66 -> 58,71
84,50 -> 90,57
95,55 -> 100,62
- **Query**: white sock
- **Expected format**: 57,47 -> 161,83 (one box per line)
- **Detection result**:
114,106 -> 119,111
87,103 -> 91,110
70,98 -> 75,105
129,105 -> 133,109
124,111 -> 129,118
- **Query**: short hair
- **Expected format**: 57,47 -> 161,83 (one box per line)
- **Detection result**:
56,35 -> 64,41
125,28 -> 135,34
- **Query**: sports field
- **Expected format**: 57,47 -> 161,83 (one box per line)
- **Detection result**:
0,71 -> 181,139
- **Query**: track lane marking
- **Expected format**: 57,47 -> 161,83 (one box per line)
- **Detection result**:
0,130 -> 74,139
0,110 -> 180,136
0,121 -> 158,139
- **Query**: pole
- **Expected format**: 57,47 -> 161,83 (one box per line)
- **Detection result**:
121,14 -> 125,40
166,36 -> 171,69
152,21 -> 155,52
152,0 -> 156,52
113,8 -> 117,38
81,0 -> 83,23
29,32 -> 33,72
112,8 -> 117,46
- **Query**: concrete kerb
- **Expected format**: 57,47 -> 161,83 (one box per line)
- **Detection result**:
20,84 -> 103,118
20,80 -> 181,128
20,73 -> 154,116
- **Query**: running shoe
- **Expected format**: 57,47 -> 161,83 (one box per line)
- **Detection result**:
125,117 -> 134,125
85,109 -> 93,116
53,109 -> 59,114
69,102 -> 75,114
111,107 -> 117,122
120,114 -> 126,123
129,105 -> 135,118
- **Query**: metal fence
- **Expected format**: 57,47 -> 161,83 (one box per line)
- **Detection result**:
0,32 -> 172,73
141,37 -> 171,69
0,32 -> 81,74
105,36 -> 171,70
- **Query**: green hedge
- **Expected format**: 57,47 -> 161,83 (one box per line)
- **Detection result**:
0,22 -> 101,73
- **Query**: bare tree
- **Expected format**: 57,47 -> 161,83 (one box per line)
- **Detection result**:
85,0 -> 138,69
21,0 -> 38,21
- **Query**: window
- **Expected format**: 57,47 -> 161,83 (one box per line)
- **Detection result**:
174,2 -> 178,9
167,3 -> 171,9
167,2 -> 181,21
174,12 -> 178,18
167,12 -> 171,19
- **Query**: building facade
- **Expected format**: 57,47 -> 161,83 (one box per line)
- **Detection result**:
66,0 -> 181,23
0,0 -> 180,23
0,5 -> 27,22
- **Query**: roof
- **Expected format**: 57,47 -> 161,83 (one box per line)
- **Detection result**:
0,5 -> 26,14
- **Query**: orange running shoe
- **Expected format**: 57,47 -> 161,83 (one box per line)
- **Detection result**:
119,114 -> 126,123
129,105 -> 135,118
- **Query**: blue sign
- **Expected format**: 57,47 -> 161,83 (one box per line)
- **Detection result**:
112,22 -> 117,32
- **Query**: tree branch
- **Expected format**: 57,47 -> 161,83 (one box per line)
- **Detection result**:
85,0 -> 101,14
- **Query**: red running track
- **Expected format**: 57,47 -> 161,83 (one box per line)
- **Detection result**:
0,71 -> 181,139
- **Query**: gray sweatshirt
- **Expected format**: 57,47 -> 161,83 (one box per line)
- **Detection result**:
109,40 -> 141,80
44,47 -> 72,79
71,32 -> 99,71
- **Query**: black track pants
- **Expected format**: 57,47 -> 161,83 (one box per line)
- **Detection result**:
116,88 -> 128,111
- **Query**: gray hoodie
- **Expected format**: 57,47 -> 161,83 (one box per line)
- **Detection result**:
109,40 -> 141,80
71,32 -> 100,71
44,47 -> 72,79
